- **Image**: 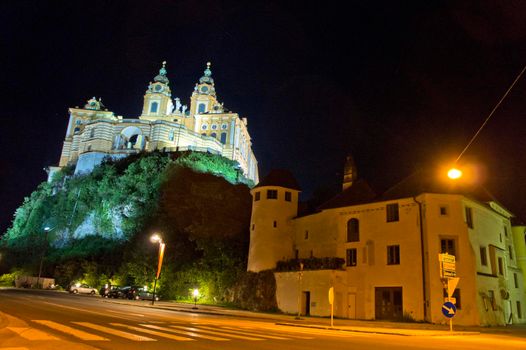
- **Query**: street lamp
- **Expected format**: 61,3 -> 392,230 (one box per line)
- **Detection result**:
150,233 -> 166,306
37,226 -> 52,289
192,288 -> 199,309
447,167 -> 462,180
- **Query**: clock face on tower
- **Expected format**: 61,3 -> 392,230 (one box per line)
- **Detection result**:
154,84 -> 163,92
200,86 -> 209,93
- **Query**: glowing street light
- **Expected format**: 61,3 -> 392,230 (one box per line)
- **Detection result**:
150,233 -> 166,305
37,226 -> 53,288
447,168 -> 462,180
192,288 -> 199,309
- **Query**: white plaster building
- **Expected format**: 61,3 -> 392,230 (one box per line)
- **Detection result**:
48,62 -> 258,184
247,159 -> 526,326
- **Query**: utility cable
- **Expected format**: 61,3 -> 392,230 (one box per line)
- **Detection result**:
455,64 -> 526,163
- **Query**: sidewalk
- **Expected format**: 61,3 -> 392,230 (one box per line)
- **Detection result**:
100,298 -> 526,337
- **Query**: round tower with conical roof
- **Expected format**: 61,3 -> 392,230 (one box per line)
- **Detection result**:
247,169 -> 301,272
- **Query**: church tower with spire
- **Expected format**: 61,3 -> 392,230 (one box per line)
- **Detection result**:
141,61 -> 174,119
190,62 -> 219,116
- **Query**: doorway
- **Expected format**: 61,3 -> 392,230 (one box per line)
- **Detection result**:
375,287 -> 403,320
301,291 -> 311,316
347,293 -> 356,319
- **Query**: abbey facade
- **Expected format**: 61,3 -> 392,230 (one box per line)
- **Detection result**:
48,62 -> 258,184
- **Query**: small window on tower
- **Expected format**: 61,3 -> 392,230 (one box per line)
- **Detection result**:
254,192 -> 260,201
150,101 -> 159,113
267,190 -> 278,199
285,192 -> 292,202
198,103 -> 206,113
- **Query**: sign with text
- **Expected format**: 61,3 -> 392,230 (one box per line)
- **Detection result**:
439,253 -> 456,278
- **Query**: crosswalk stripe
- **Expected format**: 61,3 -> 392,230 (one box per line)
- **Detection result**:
111,323 -> 194,341
32,320 -> 108,341
170,325 -> 264,341
226,325 -> 315,339
0,347 -> 29,350
140,324 -> 229,341
73,322 -> 155,342
199,325 -> 289,340
7,327 -> 59,341
218,325 -> 297,339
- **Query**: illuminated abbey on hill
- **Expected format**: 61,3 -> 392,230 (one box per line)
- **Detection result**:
48,62 -> 259,183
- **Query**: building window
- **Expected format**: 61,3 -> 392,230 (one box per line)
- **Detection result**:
386,203 -> 399,222
254,192 -> 260,201
514,273 -> 519,288
86,145 -> 92,151
439,206 -> 448,216
488,290 -> 496,311
251,224 -> 255,231
346,248 -> 357,267
210,132 -> 217,139
198,103 -> 206,113
267,189 -> 278,199
304,231 -> 309,240
150,101 -> 159,113
347,218 -> 359,242
440,238 -> 456,257
480,246 -> 487,266
75,119 -> 81,125
211,124 -> 218,130
169,131 -> 175,141
443,289 -> 462,309
465,206 -> 473,228
509,245 -> 513,260
387,245 -> 400,265
504,226 -> 508,237
201,124 -> 208,130
518,301 -> 523,319
285,191 -> 292,202
498,257 -> 504,275
89,128 -> 95,138
295,249 -> 299,259
273,220 -> 277,228
220,132 -> 227,144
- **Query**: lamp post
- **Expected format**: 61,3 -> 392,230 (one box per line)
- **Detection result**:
37,226 -> 52,289
192,288 -> 199,309
150,234 -> 166,306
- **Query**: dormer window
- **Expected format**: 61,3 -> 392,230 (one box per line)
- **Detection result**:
150,101 -> 159,113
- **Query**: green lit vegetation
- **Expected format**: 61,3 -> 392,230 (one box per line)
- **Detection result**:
0,151 -> 258,305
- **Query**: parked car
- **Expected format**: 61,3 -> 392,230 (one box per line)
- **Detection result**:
108,286 -> 126,299
136,287 -> 160,301
69,283 -> 98,295
99,284 -> 119,298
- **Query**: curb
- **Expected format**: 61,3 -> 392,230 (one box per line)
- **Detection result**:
275,322 -> 480,336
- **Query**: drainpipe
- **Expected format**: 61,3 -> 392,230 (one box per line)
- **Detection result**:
413,195 -> 427,322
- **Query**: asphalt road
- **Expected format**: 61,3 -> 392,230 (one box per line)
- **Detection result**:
0,289 -> 525,350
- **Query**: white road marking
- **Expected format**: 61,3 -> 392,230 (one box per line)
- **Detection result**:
32,320 -> 109,341
106,310 -> 145,317
6,327 -> 59,341
140,324 -> 229,341
74,322 -> 156,341
225,324 -> 315,339
170,325 -> 264,341
198,325 -> 289,340
111,323 -> 194,341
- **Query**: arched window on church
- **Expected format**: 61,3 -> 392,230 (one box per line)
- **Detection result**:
198,103 -> 206,113
347,218 -> 359,242
150,101 -> 159,113
220,132 -> 227,144
210,132 -> 217,139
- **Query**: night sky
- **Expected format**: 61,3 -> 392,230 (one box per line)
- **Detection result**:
2,0 -> 526,234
